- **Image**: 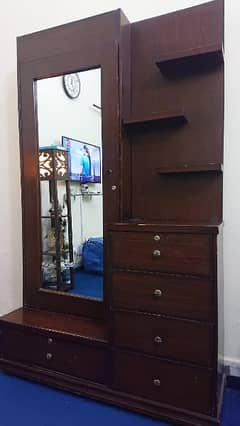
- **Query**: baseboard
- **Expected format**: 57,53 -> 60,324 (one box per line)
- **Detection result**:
224,357 -> 240,389
224,357 -> 240,378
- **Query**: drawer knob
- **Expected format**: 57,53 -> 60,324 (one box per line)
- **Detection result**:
154,336 -> 163,344
153,235 -> 161,241
46,353 -> 53,361
153,249 -> 161,257
48,338 -> 53,345
154,289 -> 162,297
153,379 -> 161,387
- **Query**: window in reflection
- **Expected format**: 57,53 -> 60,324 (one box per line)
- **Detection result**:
37,68 -> 103,300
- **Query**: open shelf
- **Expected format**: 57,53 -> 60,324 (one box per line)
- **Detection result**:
156,163 -> 223,175
156,43 -> 224,74
123,110 -> 188,129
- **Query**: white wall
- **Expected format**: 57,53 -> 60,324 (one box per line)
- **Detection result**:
1,0 -> 239,369
222,0 -> 240,372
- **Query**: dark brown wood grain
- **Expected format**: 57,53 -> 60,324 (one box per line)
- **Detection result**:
112,311 -> 214,366
111,271 -> 215,321
1,325 -> 107,383
156,43 -> 224,75
109,223 -> 219,233
0,308 -> 107,342
131,157 -> 223,224
17,10 -> 121,63
119,11 -> 132,220
113,350 -> 214,415
156,163 -> 223,174
110,231 -> 212,276
123,110 -> 188,128
17,10 -> 124,319
124,0 -> 224,224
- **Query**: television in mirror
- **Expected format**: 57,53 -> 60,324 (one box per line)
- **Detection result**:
62,136 -> 101,183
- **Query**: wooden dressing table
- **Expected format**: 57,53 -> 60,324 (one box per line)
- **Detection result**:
0,2 -> 224,425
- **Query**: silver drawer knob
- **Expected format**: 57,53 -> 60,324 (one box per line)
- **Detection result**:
154,336 -> 163,344
153,235 -> 161,241
48,338 -> 53,345
46,353 -> 53,360
153,379 -> 161,387
153,249 -> 161,257
154,289 -> 162,297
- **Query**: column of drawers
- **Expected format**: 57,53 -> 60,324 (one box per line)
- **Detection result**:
109,227 -> 218,416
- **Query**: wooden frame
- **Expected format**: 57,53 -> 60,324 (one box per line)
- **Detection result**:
17,11 -> 123,319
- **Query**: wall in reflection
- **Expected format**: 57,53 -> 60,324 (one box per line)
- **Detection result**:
37,68 -> 103,300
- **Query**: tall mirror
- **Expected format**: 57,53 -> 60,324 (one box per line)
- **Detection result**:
37,68 -> 103,300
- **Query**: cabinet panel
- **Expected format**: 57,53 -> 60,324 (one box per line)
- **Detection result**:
111,232 -> 212,276
111,271 -> 214,320
113,311 -> 214,366
1,326 -> 107,384
113,351 -> 214,415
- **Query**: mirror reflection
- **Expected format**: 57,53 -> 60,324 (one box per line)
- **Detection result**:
37,68 -> 103,300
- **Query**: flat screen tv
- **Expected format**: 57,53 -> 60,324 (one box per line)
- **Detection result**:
62,136 -> 101,183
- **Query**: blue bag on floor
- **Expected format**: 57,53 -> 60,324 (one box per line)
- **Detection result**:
82,237 -> 103,274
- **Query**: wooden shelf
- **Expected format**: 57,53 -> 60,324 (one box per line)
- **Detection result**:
156,163 -> 223,175
123,110 -> 188,129
156,43 -> 224,74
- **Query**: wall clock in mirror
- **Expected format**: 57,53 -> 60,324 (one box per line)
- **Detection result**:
63,73 -> 81,99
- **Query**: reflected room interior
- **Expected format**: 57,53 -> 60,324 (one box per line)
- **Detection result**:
37,68 -> 103,300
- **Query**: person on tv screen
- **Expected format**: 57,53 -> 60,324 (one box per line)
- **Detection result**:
79,145 -> 92,181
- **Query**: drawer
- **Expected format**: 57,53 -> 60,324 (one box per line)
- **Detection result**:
113,311 -> 214,366
1,326 -> 107,384
110,231 -> 212,276
113,351 -> 214,415
111,271 -> 214,321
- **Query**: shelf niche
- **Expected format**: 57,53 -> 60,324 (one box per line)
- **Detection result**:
156,43 -> 224,75
156,163 -> 223,175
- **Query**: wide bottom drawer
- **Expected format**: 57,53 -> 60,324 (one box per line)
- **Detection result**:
113,351 -> 214,415
1,325 -> 107,384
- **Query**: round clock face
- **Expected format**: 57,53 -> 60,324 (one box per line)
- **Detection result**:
63,73 -> 81,99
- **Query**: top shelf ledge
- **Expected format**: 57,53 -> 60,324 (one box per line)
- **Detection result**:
156,43 -> 224,74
